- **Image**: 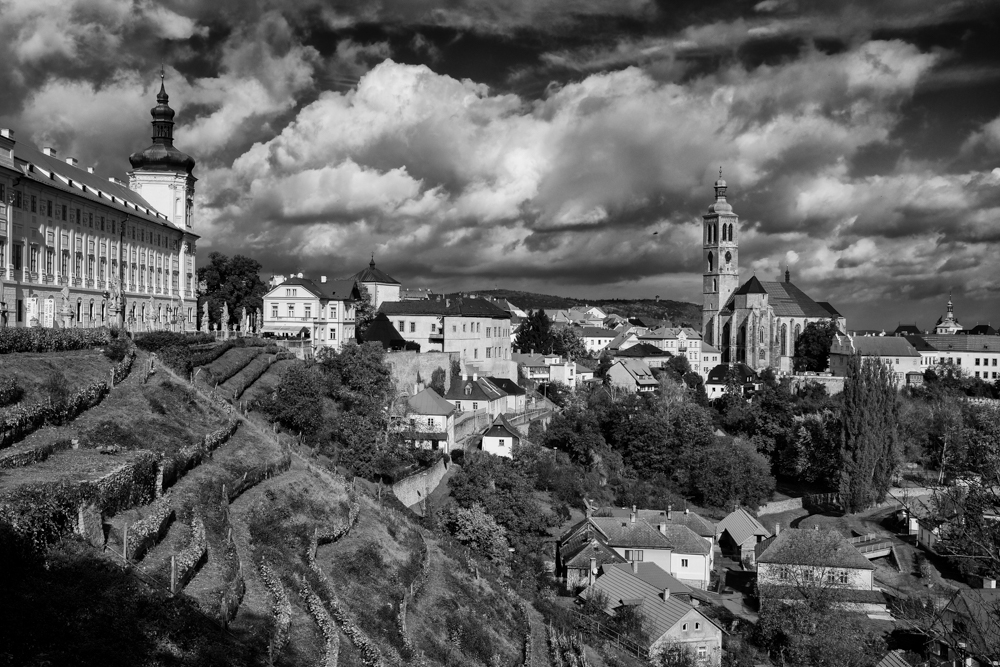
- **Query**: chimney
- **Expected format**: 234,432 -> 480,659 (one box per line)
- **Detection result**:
65,157 -> 78,166
87,166 -> 94,174
0,129 -> 13,139
666,505 -> 672,521
662,588 -> 670,601
985,578 -> 996,589
630,505 -> 636,523
684,508 -> 689,515
42,147 -> 56,157
589,557 -> 597,585
321,276 -> 327,283
774,523 -> 780,535
297,272 -> 303,279
631,560 -> 638,574
463,374 -> 469,382
445,298 -> 450,308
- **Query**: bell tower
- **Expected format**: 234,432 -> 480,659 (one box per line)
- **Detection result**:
702,169 -> 740,348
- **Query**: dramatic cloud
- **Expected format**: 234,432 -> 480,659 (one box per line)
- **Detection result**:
1,0 -> 999,327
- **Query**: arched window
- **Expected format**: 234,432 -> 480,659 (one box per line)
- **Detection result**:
794,323 -> 802,348
713,278 -> 718,292
781,323 -> 788,356
730,223 -> 735,241
759,326 -> 765,344
759,349 -> 766,360
721,224 -> 727,242
707,251 -> 714,273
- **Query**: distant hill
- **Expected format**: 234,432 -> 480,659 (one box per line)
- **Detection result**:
446,288 -> 703,330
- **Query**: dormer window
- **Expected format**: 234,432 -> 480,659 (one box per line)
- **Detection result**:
464,384 -> 472,396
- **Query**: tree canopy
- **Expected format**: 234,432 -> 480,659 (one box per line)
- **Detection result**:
515,309 -> 555,354
793,319 -> 839,373
195,252 -> 267,329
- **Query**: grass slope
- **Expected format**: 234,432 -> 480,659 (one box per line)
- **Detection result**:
0,350 -> 113,406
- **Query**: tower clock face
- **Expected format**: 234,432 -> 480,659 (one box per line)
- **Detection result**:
725,251 -> 732,263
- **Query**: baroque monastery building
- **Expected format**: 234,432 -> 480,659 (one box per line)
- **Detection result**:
700,175 -> 845,372
0,74 -> 198,329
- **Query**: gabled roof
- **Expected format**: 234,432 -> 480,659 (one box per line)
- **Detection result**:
483,413 -> 520,440
945,587 -> 1000,657
268,277 -> 360,301
379,297 -> 510,318
588,516 -> 671,548
611,358 -> 658,385
408,388 -> 456,416
893,324 -> 922,336
903,335 -> 936,352
444,377 -> 507,402
363,313 -> 411,350
706,363 -> 757,385
349,258 -> 400,285
964,324 -> 999,336
717,508 -> 770,546
817,301 -> 842,317
756,528 -> 874,570
701,343 -> 721,354
579,326 -> 615,338
561,536 -> 627,570
734,275 -> 767,295
830,334 -> 920,358
512,352 -> 550,366
11,139 -> 195,233
875,650 -> 913,667
486,377 -> 526,396
607,563 -> 693,599
593,507 -> 715,539
615,343 -> 670,358
579,565 -> 716,646
919,334 -> 1000,353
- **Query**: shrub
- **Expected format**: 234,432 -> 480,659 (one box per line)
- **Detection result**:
103,337 -> 131,362
206,348 -> 263,386
0,327 -> 112,354
0,378 -> 24,407
42,370 -> 70,413
79,420 -> 145,450
158,345 -> 194,375
134,331 -> 213,352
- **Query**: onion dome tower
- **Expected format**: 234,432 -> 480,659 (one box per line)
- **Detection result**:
128,69 -> 197,230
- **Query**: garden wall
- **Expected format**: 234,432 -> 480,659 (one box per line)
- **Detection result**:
385,351 -> 457,396
392,455 -> 449,514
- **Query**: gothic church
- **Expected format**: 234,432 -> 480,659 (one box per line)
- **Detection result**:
700,175 -> 845,373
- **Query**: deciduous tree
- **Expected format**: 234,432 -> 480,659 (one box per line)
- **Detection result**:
515,310 -> 555,354
196,252 -> 267,329
793,318 -> 839,373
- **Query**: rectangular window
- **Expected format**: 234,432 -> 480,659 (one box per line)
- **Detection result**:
88,256 -> 94,278
29,246 -> 38,272
0,240 -> 4,268
453,325 -> 457,333
304,305 -> 311,319
46,200 -> 52,217
498,438 -> 505,447
474,348 -> 478,359
697,647 -> 707,660
88,213 -> 93,227
681,558 -> 688,568
472,402 -> 478,410
30,195 -> 37,212
75,208 -> 81,224
330,329 -> 336,340
398,321 -> 405,332
976,372 -> 980,378
463,323 -> 467,332
61,251 -> 69,275
957,358 -> 962,365
45,248 -> 53,274
0,184 -> 4,202
17,299 -> 23,322
287,304 -> 295,317
271,305 -> 278,318
410,322 -> 416,333
100,216 -> 105,231
486,348 -> 491,358
61,204 -> 67,221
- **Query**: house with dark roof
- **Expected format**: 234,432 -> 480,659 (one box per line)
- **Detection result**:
379,297 -> 512,376
362,313 -> 419,351
936,581 -> 1000,665
963,324 -> 999,336
755,528 -> 888,615
262,275 -> 361,350
829,333 -> 922,386
716,507 -> 770,566
578,326 -> 616,354
614,342 -> 673,368
606,358 -> 659,393
704,362 -> 758,400
486,376 -> 527,413
444,374 -> 508,417
399,387 -> 456,452
910,332 -> 1000,382
347,256 -> 400,309
559,505 -> 714,590
700,176 -> 846,375
893,324 -> 923,336
579,562 -> 723,664
481,413 -> 521,458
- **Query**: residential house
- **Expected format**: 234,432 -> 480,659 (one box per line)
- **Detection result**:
716,507 -> 770,567
512,352 -> 578,388
542,309 -> 572,325
347,257 -> 400,309
575,363 -> 595,384
444,374 -> 507,417
606,326 -> 641,352
892,324 -> 922,336
592,506 -> 716,554
481,413 -> 521,458
700,344 -> 721,379
262,276 -> 360,350
755,528 -> 887,615
614,342 -> 673,369
486,376 -> 527,414
704,363 -> 758,400
559,506 -> 714,590
378,297 -> 512,375
906,333 -> 1000,381
934,581 -> 1000,666
829,334 -> 922,385
578,326 -> 616,354
362,312 -> 418,351
399,287 -> 433,300
400,387 -> 456,452
607,358 -> 659,393
639,327 -> 705,374
579,562 -> 723,665
559,531 -> 628,591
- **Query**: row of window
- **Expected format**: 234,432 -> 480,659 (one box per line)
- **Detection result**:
927,357 -> 1000,367
394,320 -> 510,337
1,298 -> 193,324
975,372 -> 999,379
2,184 -> 181,250
773,566 -> 849,584
270,304 -> 342,320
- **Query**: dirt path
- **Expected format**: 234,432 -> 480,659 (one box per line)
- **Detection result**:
525,604 -> 552,667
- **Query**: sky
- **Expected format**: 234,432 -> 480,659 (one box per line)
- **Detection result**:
2,0 -> 999,330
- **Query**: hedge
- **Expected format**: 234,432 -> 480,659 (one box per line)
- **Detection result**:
0,451 -> 158,554
206,348 -> 263,386
0,380 -> 110,449
297,575 -> 340,667
0,378 -> 24,407
230,355 -> 274,401
0,439 -> 72,470
260,562 -> 292,663
134,331 -> 214,352
0,327 -> 115,354
175,516 -> 207,590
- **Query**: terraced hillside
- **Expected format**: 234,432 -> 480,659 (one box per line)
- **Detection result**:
1,339 -> 555,667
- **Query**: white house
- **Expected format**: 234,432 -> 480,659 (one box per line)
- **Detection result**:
262,276 -> 359,350
481,413 -> 521,458
400,387 -> 456,452
829,334 -> 922,386
606,358 -> 658,393
444,374 -> 508,417
348,256 -> 400,309
578,326 -> 616,354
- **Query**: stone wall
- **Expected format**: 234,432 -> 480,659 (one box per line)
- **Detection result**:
757,496 -> 804,516
788,374 -> 845,396
385,351 -> 458,396
391,456 -> 449,514
455,410 -> 491,442
75,502 -> 104,548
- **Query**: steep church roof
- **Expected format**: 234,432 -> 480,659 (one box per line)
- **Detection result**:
733,275 -> 767,295
726,278 -> 835,319
350,257 -> 400,285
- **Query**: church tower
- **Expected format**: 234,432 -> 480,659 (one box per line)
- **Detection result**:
702,171 -> 740,348
128,70 -> 196,231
